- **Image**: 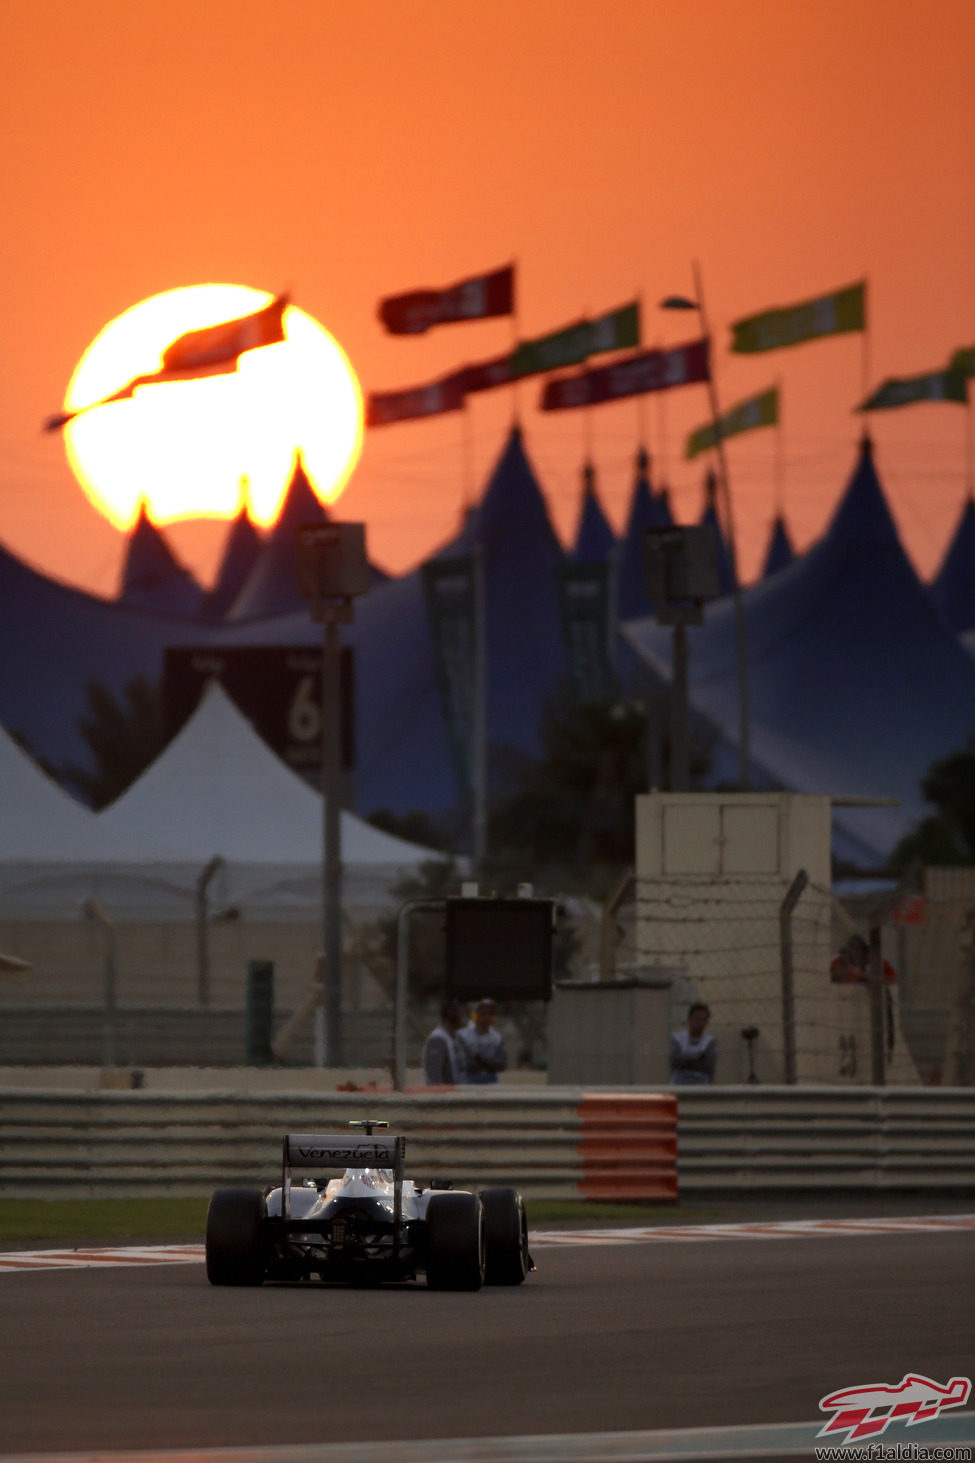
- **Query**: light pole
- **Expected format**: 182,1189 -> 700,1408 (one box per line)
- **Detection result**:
297,522 -> 370,1068
661,266 -> 751,788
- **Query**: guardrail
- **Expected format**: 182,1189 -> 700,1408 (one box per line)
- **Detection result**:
0,1087 -> 972,1200
675,1085 -> 975,1190
0,1089 -> 677,1202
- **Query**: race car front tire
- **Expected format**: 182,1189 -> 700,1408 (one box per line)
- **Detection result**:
424,1191 -> 485,1291
205,1188 -> 267,1286
479,1187 -> 530,1284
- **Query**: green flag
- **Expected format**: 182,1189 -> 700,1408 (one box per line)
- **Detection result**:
685,387 -> 779,459
857,369 -> 968,412
949,345 -> 975,377
731,282 -> 865,354
511,301 -> 639,378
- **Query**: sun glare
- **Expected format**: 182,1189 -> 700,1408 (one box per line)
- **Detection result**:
62,284 -> 363,529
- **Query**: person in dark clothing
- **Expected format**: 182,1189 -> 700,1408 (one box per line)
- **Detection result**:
455,997 -> 508,1084
669,1001 -> 717,1085
421,999 -> 465,1085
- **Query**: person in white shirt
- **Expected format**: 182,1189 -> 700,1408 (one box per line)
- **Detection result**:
422,1000 -> 464,1085
670,1002 -> 717,1085
455,997 -> 508,1085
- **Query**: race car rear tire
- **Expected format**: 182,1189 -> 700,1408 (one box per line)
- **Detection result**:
425,1191 -> 485,1291
205,1188 -> 267,1286
480,1187 -> 530,1284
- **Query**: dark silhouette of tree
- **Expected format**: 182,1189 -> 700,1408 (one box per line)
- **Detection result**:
61,675 -> 166,809
487,693 -> 711,889
891,741 -> 975,868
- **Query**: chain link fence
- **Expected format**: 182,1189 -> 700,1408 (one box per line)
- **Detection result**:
602,867 -> 975,1086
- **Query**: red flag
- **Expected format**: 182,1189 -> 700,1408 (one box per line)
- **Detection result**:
540,338 -> 710,411
45,295 -> 288,432
456,352 -> 515,394
379,265 -> 514,336
366,368 -> 469,427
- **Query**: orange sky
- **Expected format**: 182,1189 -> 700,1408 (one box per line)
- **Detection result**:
1,0 -> 973,596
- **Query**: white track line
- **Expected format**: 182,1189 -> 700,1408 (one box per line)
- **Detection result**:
2,1412 -> 975,1462
2,1214 -> 973,1271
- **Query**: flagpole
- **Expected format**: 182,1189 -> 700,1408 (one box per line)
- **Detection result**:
774,377 -> 785,520
691,260 -> 751,789
461,401 -> 474,513
510,256 -> 521,427
860,277 -> 872,441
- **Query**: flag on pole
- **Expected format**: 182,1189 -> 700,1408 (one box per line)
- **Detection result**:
540,338 -> 709,411
45,295 -> 288,431
457,352 -> 516,395
421,556 -> 478,802
366,368 -> 469,427
368,302 -> 640,425
949,346 -> 975,378
511,301 -> 639,378
685,387 -> 779,459
856,369 -> 968,412
730,282 -> 865,354
378,264 -> 514,336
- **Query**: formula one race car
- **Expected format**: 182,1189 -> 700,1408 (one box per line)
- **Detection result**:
205,1120 -> 533,1291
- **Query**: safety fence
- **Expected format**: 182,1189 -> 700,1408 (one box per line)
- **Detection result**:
608,868 -> 975,1088
0,1087 -> 971,1201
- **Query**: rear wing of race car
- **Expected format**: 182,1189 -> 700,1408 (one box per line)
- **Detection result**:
281,1133 -> 406,1224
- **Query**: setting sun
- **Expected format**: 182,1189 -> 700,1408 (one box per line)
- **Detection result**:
60,285 -> 363,530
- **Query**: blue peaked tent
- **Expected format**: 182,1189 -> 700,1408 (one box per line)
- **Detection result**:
118,505 -> 204,619
224,455 -> 330,622
759,512 -> 796,579
0,536 -> 205,796
615,447 -> 673,622
572,461 -> 616,562
930,495 -> 975,634
199,506 -> 263,622
206,426 -> 569,832
698,467 -> 736,596
621,435 -> 975,865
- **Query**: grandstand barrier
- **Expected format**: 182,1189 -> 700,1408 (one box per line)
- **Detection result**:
0,1086 -> 972,1201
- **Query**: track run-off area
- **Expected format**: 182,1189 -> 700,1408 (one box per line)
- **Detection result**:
1,1211 -> 973,1463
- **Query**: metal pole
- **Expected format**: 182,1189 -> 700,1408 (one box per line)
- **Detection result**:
691,260 -> 751,789
471,541 -> 487,870
84,899 -> 118,1069
321,615 -> 344,1067
868,924 -> 886,1086
195,855 -> 223,1009
778,869 -> 808,1085
670,620 -> 689,791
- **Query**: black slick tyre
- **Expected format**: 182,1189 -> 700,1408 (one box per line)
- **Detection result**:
205,1188 -> 267,1286
480,1187 -> 530,1284
424,1191 -> 485,1291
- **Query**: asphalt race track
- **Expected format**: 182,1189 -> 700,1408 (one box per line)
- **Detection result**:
1,1220 -> 973,1462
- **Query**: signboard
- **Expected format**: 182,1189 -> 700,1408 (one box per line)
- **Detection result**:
556,562 -> 614,703
445,898 -> 555,1002
163,645 -> 355,777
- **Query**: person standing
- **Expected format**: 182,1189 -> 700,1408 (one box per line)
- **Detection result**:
669,1002 -> 717,1085
422,999 -> 465,1085
455,997 -> 508,1084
